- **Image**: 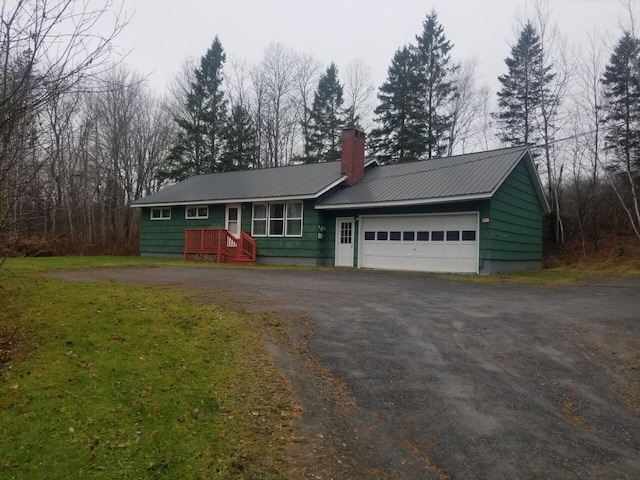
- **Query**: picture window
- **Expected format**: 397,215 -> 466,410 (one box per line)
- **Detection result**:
252,201 -> 303,237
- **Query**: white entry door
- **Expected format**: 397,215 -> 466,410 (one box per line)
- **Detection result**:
226,204 -> 241,238
335,217 -> 355,267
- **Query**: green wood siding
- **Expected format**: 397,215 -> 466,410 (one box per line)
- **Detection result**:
140,205 -> 225,255
485,159 -> 544,261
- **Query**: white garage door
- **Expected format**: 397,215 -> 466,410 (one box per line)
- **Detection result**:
360,214 -> 478,273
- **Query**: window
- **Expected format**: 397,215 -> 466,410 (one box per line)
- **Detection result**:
364,231 -> 375,241
186,205 -> 208,219
252,201 -> 303,237
377,231 -> 388,241
151,207 -> 171,220
432,231 -> 444,241
403,231 -> 415,241
417,231 -> 429,241
390,231 -> 401,241
340,221 -> 352,244
269,203 -> 284,236
252,204 -> 267,236
446,230 -> 460,241
462,230 -> 476,241
286,202 -> 303,236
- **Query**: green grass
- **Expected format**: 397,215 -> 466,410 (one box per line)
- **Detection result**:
0,258 -> 296,479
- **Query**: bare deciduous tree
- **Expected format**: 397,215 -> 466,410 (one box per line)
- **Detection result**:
343,58 -> 375,131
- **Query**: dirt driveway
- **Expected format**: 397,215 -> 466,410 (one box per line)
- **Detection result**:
52,266 -> 640,479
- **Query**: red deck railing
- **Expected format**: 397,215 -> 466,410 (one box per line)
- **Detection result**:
183,229 -> 256,264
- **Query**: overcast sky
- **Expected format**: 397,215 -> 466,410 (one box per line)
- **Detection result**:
114,0 -> 635,98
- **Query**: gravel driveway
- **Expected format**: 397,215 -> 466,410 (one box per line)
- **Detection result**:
52,266 -> 640,479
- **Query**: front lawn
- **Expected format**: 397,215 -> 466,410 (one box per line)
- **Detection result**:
0,257 -> 296,479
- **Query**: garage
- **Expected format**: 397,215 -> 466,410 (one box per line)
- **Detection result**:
360,213 -> 478,273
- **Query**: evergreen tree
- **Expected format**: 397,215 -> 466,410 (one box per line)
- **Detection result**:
601,32 -> 640,172
413,10 -> 458,159
495,22 -> 554,147
163,37 -> 228,181
221,103 -> 256,171
370,46 -> 424,163
305,63 -> 345,162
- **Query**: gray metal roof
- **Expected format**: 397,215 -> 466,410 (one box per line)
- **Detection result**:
317,146 -> 536,208
132,161 -> 346,206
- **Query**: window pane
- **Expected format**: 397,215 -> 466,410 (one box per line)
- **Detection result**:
403,231 -> 415,241
364,231 -> 375,240
462,230 -> 476,241
151,209 -> 160,219
198,207 -> 208,217
270,203 -> 284,219
253,204 -> 267,219
186,207 -> 196,218
161,209 -> 170,218
446,230 -> 460,241
417,231 -> 429,241
227,207 -> 237,221
390,231 -> 401,241
287,219 -> 302,236
377,231 -> 388,241
432,231 -> 444,241
270,219 -> 284,235
286,202 -> 302,218
253,220 -> 266,236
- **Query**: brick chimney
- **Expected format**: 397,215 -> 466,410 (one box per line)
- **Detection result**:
341,128 -> 365,186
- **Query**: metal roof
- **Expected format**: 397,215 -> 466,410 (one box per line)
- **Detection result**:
317,146 -> 538,208
131,161 -> 347,206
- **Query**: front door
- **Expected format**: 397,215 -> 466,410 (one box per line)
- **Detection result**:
335,217 -> 355,267
226,204 -> 241,238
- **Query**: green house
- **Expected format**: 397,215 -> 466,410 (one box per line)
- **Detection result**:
131,129 -> 548,274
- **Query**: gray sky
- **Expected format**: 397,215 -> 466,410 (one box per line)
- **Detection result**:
115,0 -> 633,97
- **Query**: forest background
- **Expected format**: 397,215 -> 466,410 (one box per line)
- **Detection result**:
2,0 -> 640,265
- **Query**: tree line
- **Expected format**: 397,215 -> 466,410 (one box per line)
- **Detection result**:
1,0 -> 639,259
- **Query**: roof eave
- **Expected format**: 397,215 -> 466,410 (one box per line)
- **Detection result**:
315,193 -> 492,210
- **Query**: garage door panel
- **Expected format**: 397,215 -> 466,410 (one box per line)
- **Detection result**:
361,214 -> 478,273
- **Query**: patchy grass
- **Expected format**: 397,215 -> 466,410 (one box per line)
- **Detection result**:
0,258 -> 296,479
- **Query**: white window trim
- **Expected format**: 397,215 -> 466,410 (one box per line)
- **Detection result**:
185,204 -> 209,219
251,203 -> 267,237
285,201 -> 304,237
150,207 -> 171,221
268,202 -> 285,237
251,201 -> 304,238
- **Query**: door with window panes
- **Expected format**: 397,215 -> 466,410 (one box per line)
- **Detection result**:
335,217 -> 355,267
226,204 -> 241,238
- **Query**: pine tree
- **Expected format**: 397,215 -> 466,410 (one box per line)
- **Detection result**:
370,46 -> 424,163
163,37 -> 228,181
305,63 -> 345,162
601,31 -> 640,172
495,22 -> 554,147
413,10 -> 458,159
222,103 -> 256,171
